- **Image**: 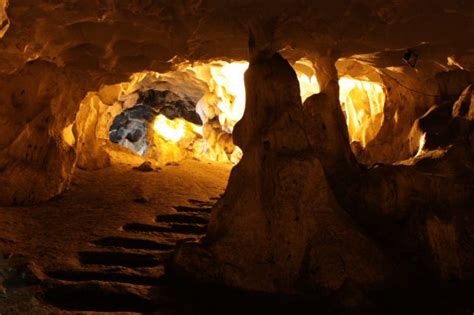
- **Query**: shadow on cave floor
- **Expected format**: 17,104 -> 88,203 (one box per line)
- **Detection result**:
0,158 -> 472,314
0,159 -> 231,313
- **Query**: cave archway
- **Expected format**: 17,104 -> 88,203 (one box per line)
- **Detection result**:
72,57 -> 395,170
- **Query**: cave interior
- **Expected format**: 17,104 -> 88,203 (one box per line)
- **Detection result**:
0,1 -> 473,314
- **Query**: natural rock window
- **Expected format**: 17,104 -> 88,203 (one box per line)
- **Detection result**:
73,62 -> 248,168
109,104 -> 155,156
339,77 -> 386,147
73,58 -> 389,169
73,58 -> 324,168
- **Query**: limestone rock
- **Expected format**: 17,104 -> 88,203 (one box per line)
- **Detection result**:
452,85 -> 473,120
0,61 -> 84,205
74,94 -> 112,170
133,161 -> 154,172
0,0 -> 9,39
0,0 -> 471,205
173,52 -> 390,300
137,90 -> 202,125
173,49 -> 474,306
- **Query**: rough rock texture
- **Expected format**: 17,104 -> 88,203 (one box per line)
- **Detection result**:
0,0 -> 9,39
0,61 -> 83,205
74,93 -> 115,170
0,0 -> 473,204
1,1 -> 473,72
73,72 -> 210,170
314,59 -> 474,285
173,44 -> 474,308
173,50 -> 390,302
0,1 -> 472,312
108,105 -> 154,156
337,58 -> 474,165
137,89 -> 202,125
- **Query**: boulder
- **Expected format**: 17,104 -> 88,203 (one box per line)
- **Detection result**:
133,161 -> 154,172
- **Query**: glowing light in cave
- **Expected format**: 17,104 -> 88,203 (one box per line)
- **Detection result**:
152,115 -> 202,143
416,132 -> 427,157
148,61 -> 384,161
62,123 -> 76,147
105,58 -> 388,165
177,60 -> 249,133
153,58 -> 322,164
447,56 -> 464,70
153,115 -> 186,142
338,77 -> 386,147
293,58 -> 320,101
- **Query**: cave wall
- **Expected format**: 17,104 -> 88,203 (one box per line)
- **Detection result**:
0,0 -> 472,204
336,57 -> 474,164
1,0 -> 473,74
173,46 -> 474,309
0,61 -> 84,205
173,44 -> 391,301
0,0 -> 9,39
0,0 -> 472,309
74,92 -> 118,170
360,70 -> 437,163
0,54 -> 138,205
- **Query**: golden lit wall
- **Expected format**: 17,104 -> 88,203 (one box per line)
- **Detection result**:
339,77 -> 385,147
74,59 -> 386,166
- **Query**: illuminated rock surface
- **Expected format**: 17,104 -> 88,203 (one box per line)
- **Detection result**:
0,0 -> 473,313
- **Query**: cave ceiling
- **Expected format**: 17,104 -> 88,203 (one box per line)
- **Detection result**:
0,0 -> 472,77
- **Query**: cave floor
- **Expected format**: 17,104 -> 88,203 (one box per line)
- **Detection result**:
0,158 -> 233,314
2,158 -> 467,314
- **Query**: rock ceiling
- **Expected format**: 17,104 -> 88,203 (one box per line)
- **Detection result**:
0,0 -> 473,76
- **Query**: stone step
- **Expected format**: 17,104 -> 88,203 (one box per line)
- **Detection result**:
174,205 -> 212,214
45,269 -> 164,286
156,213 -> 209,225
122,222 -> 207,235
78,251 -> 163,268
92,236 -> 175,251
43,282 -> 157,312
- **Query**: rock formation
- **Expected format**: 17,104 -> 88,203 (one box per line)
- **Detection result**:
1,0 -> 473,205
173,28 -> 474,309
0,1 -> 473,312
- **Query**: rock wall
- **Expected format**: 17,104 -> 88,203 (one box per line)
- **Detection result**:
173,49 -> 390,301
74,93 -> 117,170
173,41 -> 474,307
0,60 -> 132,205
0,1 -> 472,205
0,61 -> 85,205
0,0 -> 9,39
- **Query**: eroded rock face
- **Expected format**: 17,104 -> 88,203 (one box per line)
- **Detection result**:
173,52 -> 390,300
137,89 -> 202,125
0,0 -> 9,39
338,57 -> 474,165
0,61 -> 85,205
173,47 -> 474,308
1,1 -> 473,73
108,105 -> 154,156
106,91 -> 203,157
0,1 -> 472,205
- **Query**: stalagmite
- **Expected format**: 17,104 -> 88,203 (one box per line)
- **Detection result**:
173,43 -> 390,300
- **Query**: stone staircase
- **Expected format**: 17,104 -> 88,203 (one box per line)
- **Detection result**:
41,198 -> 215,313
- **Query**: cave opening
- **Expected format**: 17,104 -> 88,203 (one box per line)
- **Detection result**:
72,61 -> 249,170
339,77 -> 386,148
73,57 -> 390,170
